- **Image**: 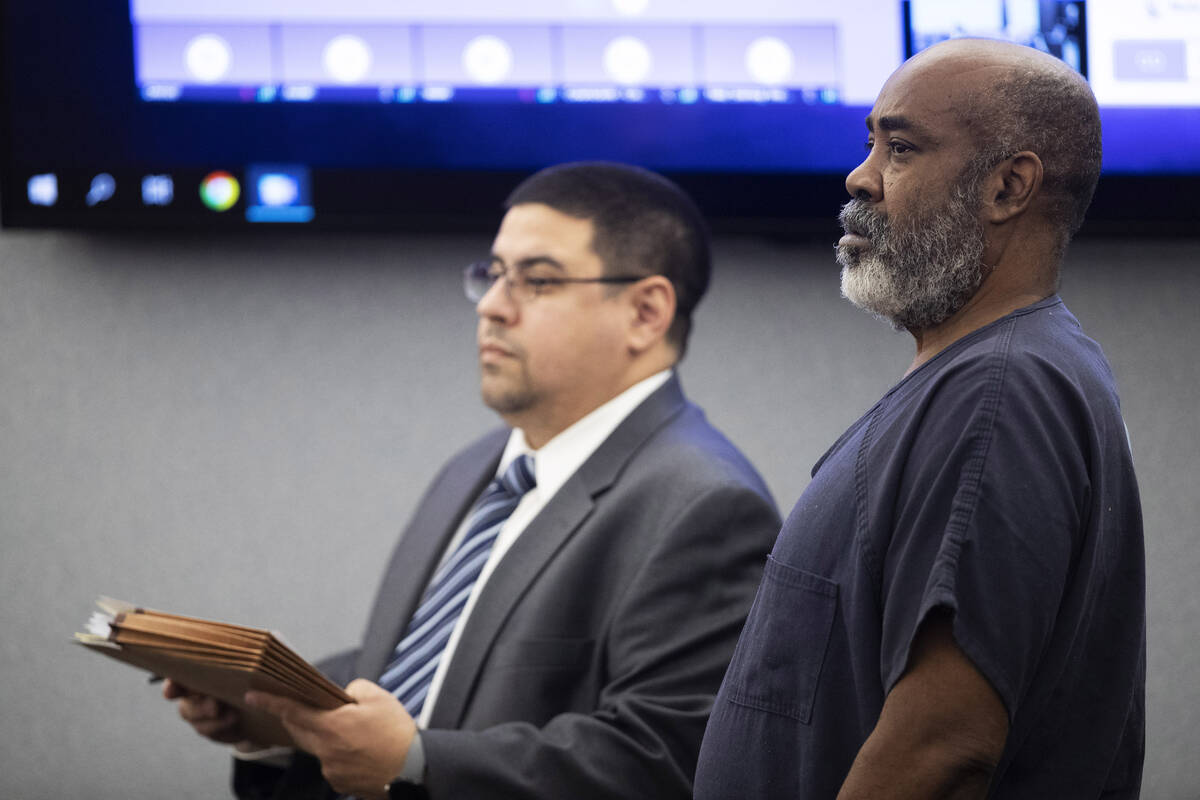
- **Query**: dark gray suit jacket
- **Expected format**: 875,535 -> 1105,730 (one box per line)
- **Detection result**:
234,376 -> 780,800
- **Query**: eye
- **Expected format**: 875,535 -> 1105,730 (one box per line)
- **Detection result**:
887,139 -> 914,155
863,139 -> 874,154
524,276 -> 557,295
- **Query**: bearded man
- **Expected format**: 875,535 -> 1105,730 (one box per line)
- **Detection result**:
694,38 -> 1145,799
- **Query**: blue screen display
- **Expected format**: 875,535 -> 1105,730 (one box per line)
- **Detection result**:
3,0 -> 1197,229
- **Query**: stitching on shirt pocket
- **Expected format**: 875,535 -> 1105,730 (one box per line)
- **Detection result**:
725,556 -> 838,724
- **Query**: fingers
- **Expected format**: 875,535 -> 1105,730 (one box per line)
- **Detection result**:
170,690 -> 244,744
246,691 -> 323,754
344,679 -> 389,702
244,690 -> 293,719
162,678 -> 188,700
189,705 -> 241,740
245,691 -> 320,732
178,693 -> 224,723
242,682 -> 415,791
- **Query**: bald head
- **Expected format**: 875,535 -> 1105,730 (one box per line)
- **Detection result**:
901,39 -> 1102,252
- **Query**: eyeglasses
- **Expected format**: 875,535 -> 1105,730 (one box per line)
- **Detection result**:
463,259 -> 645,303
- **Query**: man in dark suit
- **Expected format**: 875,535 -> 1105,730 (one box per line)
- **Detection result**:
166,162 -> 780,799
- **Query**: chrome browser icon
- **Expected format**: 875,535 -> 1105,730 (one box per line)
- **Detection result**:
199,171 -> 240,211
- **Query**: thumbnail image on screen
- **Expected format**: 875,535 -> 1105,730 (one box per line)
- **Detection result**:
906,0 -> 1085,73
130,0 -> 903,106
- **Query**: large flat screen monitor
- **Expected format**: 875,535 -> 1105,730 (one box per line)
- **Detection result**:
2,0 -> 1196,232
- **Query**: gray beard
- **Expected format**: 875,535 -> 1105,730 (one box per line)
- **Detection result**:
836,181 -> 988,332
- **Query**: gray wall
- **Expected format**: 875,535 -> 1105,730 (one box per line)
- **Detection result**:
1,228 -> 1196,798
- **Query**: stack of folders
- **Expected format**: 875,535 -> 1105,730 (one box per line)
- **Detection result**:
75,597 -> 352,746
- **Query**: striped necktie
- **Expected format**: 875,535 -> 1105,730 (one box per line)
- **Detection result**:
379,453 -> 536,716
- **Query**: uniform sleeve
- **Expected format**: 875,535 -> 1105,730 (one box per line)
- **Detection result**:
878,350 -> 1091,718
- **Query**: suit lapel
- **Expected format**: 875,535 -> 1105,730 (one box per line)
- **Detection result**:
428,376 -> 689,728
355,432 -> 507,681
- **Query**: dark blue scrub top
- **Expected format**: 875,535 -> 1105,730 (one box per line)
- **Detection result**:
695,296 -> 1145,799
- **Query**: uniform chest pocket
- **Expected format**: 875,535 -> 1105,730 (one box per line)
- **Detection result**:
724,556 -> 838,724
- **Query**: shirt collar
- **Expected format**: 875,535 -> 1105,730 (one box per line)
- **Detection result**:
497,369 -> 673,501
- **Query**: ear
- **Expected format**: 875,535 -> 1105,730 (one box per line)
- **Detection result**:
982,150 -> 1043,224
625,275 -> 676,354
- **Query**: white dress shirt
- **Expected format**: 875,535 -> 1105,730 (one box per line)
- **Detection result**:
416,368 -> 672,727
238,369 -> 674,784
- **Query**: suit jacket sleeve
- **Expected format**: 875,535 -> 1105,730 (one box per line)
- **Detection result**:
410,482 -> 779,800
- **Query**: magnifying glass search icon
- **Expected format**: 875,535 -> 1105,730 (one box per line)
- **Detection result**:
87,173 -> 116,206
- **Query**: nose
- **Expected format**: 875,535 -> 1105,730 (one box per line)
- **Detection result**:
845,152 -> 882,203
476,273 -> 517,323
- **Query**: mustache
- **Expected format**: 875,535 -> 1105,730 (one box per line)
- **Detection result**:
478,324 -> 523,356
839,198 -> 889,239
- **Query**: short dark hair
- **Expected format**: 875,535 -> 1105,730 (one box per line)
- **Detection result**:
505,161 -> 711,358
956,61 -> 1102,256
